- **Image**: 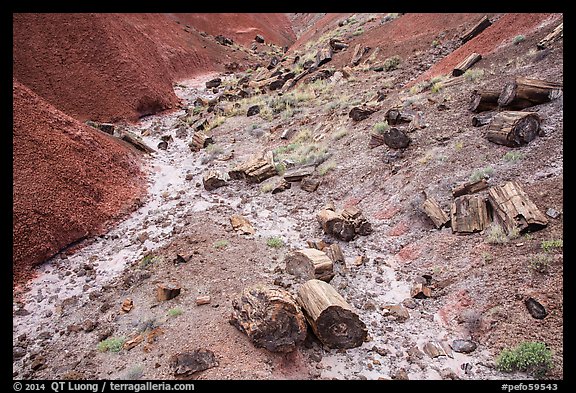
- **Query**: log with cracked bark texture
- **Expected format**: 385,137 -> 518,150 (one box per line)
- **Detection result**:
229,284 -> 307,353
460,15 -> 492,43
469,89 -> 500,113
451,194 -> 490,233
498,77 -> 563,110
537,23 -> 563,50
285,248 -> 334,282
485,111 -> 540,147
487,181 -> 548,235
317,209 -> 356,241
452,53 -> 482,77
297,279 -> 367,349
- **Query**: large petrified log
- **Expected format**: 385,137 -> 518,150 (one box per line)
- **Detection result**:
451,194 -> 490,234
382,128 -> 411,149
469,89 -> 500,113
452,53 -> 482,77
315,44 -> 333,67
537,22 -> 563,50
230,284 -> 307,353
460,15 -> 492,43
498,77 -> 563,110
297,279 -> 367,349
285,248 -> 334,282
487,181 -> 548,235
421,192 -> 450,229
228,153 -> 277,183
485,111 -> 540,147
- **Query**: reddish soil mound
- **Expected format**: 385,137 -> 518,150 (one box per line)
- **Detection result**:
13,13 -> 260,123
167,13 -> 296,47
411,13 -> 560,85
13,79 -> 146,288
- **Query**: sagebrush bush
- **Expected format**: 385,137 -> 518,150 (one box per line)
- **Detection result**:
98,337 -> 126,353
496,341 -> 552,378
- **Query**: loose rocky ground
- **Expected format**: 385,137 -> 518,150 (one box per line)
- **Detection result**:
13,13 -> 563,381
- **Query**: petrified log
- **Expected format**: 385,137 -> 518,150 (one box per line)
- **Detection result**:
485,111 -> 540,147
421,192 -> 450,229
487,181 -> 548,235
461,15 -> 492,43
307,238 -> 329,251
369,133 -> 386,149
189,131 -> 214,152
206,78 -> 222,88
202,170 -> 228,191
267,56 -> 279,70
469,89 -> 501,112
315,45 -> 333,67
255,34 -> 265,43
119,131 -> 155,154
498,77 -> 563,110
284,165 -> 315,182
269,79 -> 286,91
285,248 -> 334,282
317,209 -> 355,241
351,44 -> 370,66
229,284 -> 307,352
537,23 -> 563,50
472,112 -> 496,127
383,128 -> 411,149
301,177 -> 320,192
385,108 -> 413,125
246,105 -> 260,116
324,243 -> 345,265
195,295 -> 211,306
271,178 -> 292,194
297,279 -> 367,349
169,349 -> 218,377
330,38 -> 349,51
452,53 -> 482,77
411,283 -> 432,299
451,194 -> 490,234
86,121 -> 115,135
228,155 -> 277,183
451,179 -> 489,197
156,283 -> 181,302
349,106 -> 379,121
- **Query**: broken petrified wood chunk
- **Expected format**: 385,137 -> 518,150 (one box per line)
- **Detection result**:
487,181 -> 548,235
229,284 -> 307,352
537,22 -> 563,50
317,209 -> 355,241
451,194 -> 490,234
297,279 -> 367,349
498,77 -> 563,110
485,111 -> 541,147
471,112 -> 496,127
382,127 -> 411,149
284,165 -> 315,182
169,349 -> 218,376
324,243 -> 345,265
410,283 -> 431,299
300,177 -> 320,192
205,78 -> 222,88
189,131 -> 214,152
285,248 -> 334,282
196,295 -> 211,306
229,214 -> 255,235
524,297 -> 547,319
460,15 -> 491,43
451,179 -> 489,197
202,170 -> 228,191
349,106 -> 379,121
228,154 -> 277,183
156,283 -> 181,302
421,192 -> 450,229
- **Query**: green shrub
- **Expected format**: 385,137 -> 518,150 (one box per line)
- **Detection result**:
167,307 -> 183,317
529,254 -> 551,274
541,239 -> 563,252
332,128 -> 348,141
373,121 -> 390,135
485,224 -> 519,244
382,56 -> 401,72
503,151 -> 524,162
213,239 -> 229,249
496,341 -> 552,378
318,161 -> 336,176
352,28 -> 364,37
139,254 -> 160,269
513,35 -> 526,45
431,82 -> 443,93
266,237 -> 284,248
469,166 -> 494,182
463,69 -> 484,82
98,337 -> 126,353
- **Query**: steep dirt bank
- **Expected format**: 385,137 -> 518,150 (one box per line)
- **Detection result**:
12,13 -> 261,123
12,79 -> 146,289
168,13 -> 296,47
